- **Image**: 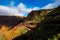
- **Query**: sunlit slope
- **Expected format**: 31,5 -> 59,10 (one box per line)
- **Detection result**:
0,6 -> 60,40
13,6 -> 60,40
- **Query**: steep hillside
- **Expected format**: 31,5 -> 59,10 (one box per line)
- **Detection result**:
0,16 -> 25,40
13,6 -> 60,40
24,9 -> 52,28
0,6 -> 60,40
0,16 -> 24,28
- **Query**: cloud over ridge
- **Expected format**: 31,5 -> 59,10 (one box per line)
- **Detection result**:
42,0 -> 60,9
0,0 -> 60,16
0,2 -> 40,16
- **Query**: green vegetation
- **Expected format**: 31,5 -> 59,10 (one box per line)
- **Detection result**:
0,6 -> 60,40
14,6 -> 60,40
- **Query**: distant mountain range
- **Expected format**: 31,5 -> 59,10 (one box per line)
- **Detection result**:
0,16 -> 26,28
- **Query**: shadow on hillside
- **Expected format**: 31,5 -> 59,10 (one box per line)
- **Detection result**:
13,6 -> 60,40
0,16 -> 24,28
13,17 -> 60,40
13,24 -> 60,40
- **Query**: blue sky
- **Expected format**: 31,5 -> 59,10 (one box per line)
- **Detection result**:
0,0 -> 60,16
0,0 -> 54,8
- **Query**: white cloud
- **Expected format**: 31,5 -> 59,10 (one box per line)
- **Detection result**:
17,3 -> 40,13
0,0 -> 60,16
33,7 -> 40,10
17,3 -> 27,13
42,0 -> 60,9
26,7 -> 40,13
42,3 -> 56,9
0,5 -> 19,16
0,2 -> 40,16
9,1 -> 15,8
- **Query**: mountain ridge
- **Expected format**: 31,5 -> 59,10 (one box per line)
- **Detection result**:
0,6 -> 60,40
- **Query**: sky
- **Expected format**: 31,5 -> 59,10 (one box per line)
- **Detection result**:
0,0 -> 60,16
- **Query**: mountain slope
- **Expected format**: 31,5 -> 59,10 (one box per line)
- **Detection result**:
13,6 -> 60,40
0,16 -> 24,27
0,6 -> 60,40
